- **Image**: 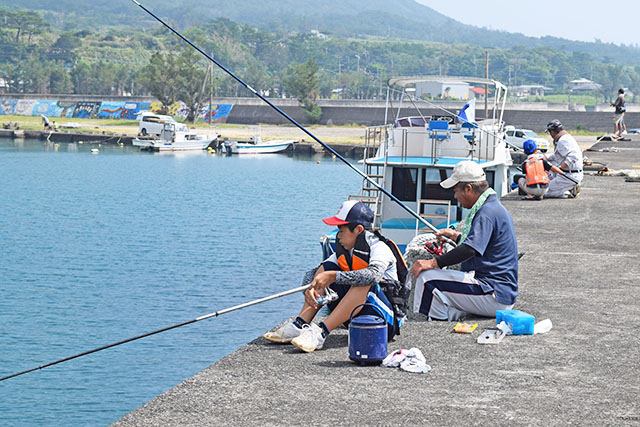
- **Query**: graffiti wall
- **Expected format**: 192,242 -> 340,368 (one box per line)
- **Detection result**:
0,99 -> 232,122
97,102 -> 152,119
0,99 -> 17,115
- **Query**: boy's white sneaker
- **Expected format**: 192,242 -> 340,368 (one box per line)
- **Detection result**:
291,323 -> 326,353
263,318 -> 303,343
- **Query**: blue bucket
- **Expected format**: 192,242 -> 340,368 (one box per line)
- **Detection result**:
348,303 -> 388,365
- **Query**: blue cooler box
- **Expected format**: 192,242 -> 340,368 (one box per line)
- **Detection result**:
348,304 -> 387,365
496,310 -> 535,335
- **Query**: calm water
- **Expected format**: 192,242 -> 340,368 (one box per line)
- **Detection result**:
0,138 -> 359,426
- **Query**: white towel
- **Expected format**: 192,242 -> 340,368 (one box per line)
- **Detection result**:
382,348 -> 431,374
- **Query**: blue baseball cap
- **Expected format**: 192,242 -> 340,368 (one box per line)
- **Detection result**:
323,200 -> 374,227
523,139 -> 537,154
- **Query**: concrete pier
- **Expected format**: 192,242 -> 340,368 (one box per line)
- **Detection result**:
112,137 -> 640,426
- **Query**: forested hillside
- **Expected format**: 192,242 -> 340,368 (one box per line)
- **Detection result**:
2,0 -> 640,66
1,6 -> 638,107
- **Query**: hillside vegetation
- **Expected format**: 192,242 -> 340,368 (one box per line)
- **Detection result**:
1,4 -> 639,107
3,0 -> 640,65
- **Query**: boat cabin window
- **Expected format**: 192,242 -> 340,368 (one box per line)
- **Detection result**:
391,167 -> 418,201
421,168 -> 456,203
395,117 -> 428,128
486,170 -> 495,189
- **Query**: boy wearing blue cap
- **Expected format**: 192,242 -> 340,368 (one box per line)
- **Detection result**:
514,139 -> 566,200
263,200 -> 398,353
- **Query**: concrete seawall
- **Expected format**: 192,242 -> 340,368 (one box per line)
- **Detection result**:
2,94 -> 636,131
112,139 -> 640,426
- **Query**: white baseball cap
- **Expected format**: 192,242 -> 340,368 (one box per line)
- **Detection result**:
440,160 -> 486,189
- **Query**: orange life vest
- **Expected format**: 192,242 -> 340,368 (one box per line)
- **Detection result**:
525,155 -> 549,186
335,232 -> 370,271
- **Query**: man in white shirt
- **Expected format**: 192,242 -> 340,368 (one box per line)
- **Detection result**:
545,119 -> 583,198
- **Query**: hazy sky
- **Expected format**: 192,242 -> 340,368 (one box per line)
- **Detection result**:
416,0 -> 639,46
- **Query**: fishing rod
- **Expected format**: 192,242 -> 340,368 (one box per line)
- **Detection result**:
0,285 -> 309,382
129,0 -> 455,246
557,172 -> 580,185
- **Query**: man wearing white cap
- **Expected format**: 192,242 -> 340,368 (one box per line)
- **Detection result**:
263,200 -> 398,352
411,160 -> 519,320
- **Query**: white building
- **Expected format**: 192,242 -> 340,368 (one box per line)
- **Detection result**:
415,80 -> 470,100
569,78 -> 602,91
509,85 -> 553,98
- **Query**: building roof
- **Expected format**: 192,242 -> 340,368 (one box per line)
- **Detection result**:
469,87 -> 491,95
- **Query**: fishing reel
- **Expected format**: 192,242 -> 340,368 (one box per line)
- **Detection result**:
424,240 -> 444,256
315,288 -> 339,307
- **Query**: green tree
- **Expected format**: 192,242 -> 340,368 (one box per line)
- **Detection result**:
628,67 -> 640,103
21,54 -> 50,93
140,52 -> 181,109
2,9 -> 49,44
139,48 -> 206,120
174,49 -> 206,122
70,61 -> 92,94
596,64 -> 625,103
49,66 -> 73,93
285,58 -> 322,123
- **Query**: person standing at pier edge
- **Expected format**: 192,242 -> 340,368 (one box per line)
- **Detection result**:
411,160 -> 518,321
611,88 -> 626,138
263,201 -> 398,353
545,119 -> 583,198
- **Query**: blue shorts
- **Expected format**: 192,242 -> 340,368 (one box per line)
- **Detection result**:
322,263 -> 398,336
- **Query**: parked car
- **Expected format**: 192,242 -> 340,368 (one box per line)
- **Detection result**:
138,113 -> 188,136
504,127 -> 549,152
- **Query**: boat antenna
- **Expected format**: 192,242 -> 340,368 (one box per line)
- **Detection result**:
129,0 -> 454,245
0,285 -> 309,382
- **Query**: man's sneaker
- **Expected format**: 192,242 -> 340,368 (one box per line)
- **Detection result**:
568,184 -> 581,199
263,318 -> 303,343
291,323 -> 326,353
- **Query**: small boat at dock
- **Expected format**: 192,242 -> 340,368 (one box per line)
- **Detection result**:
133,122 -> 219,152
221,135 -> 294,154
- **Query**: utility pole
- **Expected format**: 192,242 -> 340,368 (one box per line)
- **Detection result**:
484,50 -> 489,120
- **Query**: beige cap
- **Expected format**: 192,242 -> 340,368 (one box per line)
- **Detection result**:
440,160 -> 486,189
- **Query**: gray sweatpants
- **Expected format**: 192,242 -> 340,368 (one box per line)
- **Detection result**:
413,269 -> 514,321
546,172 -> 582,198
518,177 -> 549,197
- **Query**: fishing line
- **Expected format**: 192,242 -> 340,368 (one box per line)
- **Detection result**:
0,285 -> 309,382
129,0 -> 453,244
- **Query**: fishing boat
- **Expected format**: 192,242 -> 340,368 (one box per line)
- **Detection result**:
132,122 -> 219,152
322,76 -> 512,256
221,135 -> 294,154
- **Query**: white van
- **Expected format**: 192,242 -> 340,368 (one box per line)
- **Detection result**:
138,113 -> 187,136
